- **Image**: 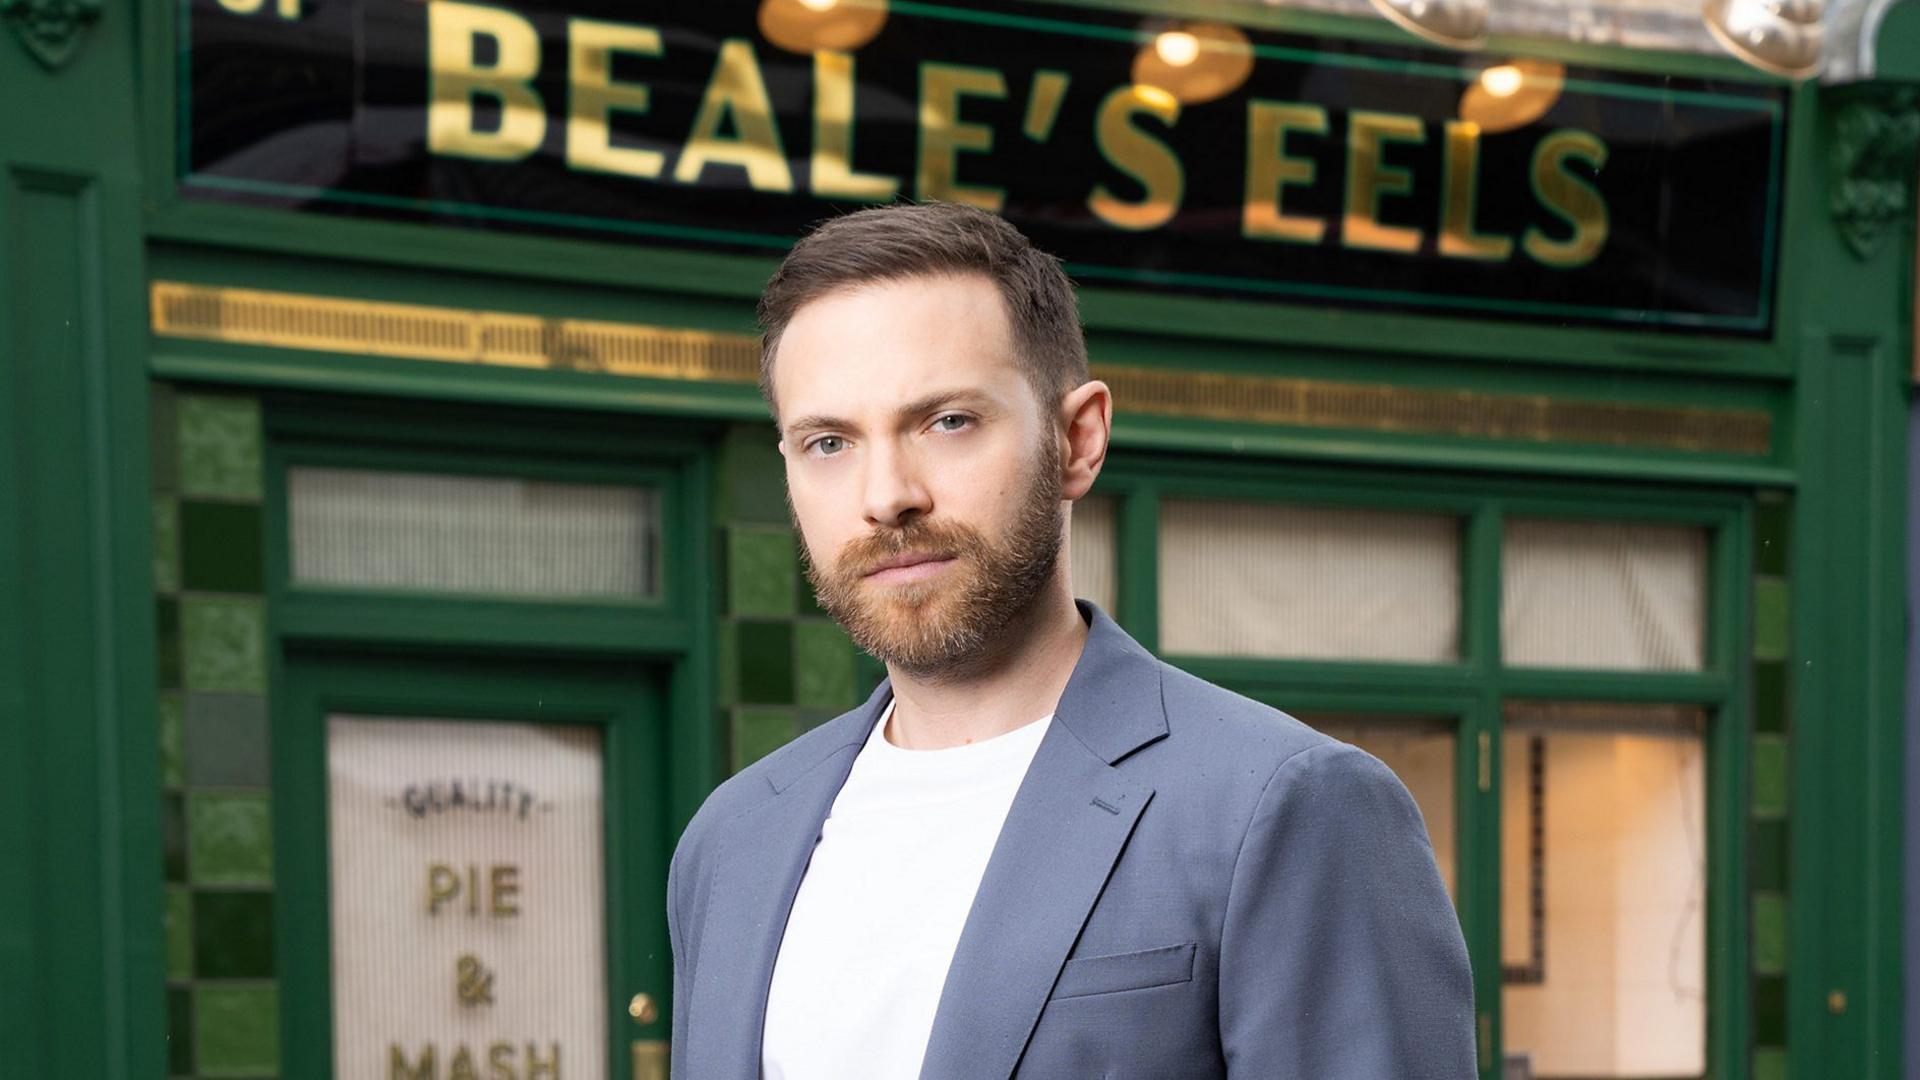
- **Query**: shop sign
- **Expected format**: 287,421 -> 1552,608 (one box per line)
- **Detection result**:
328,716 -> 606,1080
178,0 -> 1785,333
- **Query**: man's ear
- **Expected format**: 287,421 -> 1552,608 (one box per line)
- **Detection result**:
1057,379 -> 1112,501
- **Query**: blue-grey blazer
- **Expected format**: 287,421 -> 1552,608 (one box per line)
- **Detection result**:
667,600 -> 1477,1078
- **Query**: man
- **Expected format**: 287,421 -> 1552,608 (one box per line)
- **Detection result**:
667,201 -> 1476,1079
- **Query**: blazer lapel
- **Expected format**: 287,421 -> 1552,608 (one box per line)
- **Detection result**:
917,601 -> 1169,1080
686,682 -> 889,1078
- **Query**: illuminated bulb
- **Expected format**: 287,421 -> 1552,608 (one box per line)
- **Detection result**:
798,0 -> 837,10
1154,30 -> 1201,67
1480,64 -> 1522,96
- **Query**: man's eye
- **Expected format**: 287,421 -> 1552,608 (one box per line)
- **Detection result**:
810,436 -> 846,456
933,414 -> 971,433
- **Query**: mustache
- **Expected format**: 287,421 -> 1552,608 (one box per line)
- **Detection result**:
834,519 -> 982,578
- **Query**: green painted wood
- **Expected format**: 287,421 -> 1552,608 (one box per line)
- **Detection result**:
0,8 -> 166,1078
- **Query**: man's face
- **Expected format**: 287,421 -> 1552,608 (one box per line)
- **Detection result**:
772,273 -> 1064,681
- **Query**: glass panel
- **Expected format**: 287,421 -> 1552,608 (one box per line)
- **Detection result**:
1502,519 -> 1707,671
1500,702 -> 1707,1079
290,466 -> 661,599
328,716 -> 608,1080
1299,714 -> 1458,900
1158,500 -> 1461,661
1070,494 -> 1117,616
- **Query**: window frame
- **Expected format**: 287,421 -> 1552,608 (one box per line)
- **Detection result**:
1089,451 -> 1751,1080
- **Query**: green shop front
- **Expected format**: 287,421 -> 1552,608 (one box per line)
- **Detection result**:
3,0 -> 1914,1076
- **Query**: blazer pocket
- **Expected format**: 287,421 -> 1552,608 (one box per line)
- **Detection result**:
1048,942 -> 1197,1001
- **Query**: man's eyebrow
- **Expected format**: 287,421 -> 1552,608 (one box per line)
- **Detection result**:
782,389 -> 990,440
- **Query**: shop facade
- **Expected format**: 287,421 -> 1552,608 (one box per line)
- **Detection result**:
3,0 -> 1916,1077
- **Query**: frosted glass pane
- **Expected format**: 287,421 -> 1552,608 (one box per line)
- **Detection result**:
328,716 -> 607,1079
1070,495 -> 1117,616
290,466 -> 659,599
1300,715 -> 1456,900
1500,702 -> 1707,1079
1159,500 -> 1460,661
1502,519 -> 1707,671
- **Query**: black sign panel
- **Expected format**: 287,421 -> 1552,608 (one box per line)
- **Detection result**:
179,0 -> 1786,333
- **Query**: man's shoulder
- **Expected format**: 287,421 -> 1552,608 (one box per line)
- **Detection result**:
675,706 -> 870,857
1150,658 -> 1339,773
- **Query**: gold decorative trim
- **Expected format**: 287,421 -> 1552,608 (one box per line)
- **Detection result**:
1095,364 -> 1771,456
150,281 -> 1771,456
150,281 -> 761,384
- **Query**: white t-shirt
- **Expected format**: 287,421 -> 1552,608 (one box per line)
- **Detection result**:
760,697 -> 1053,1080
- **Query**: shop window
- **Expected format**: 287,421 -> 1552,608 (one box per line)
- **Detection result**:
289,466 -> 661,599
1299,714 -> 1458,900
1499,701 -> 1707,1079
327,716 -> 608,1077
1069,494 -> 1117,616
1157,500 -> 1461,662
1502,519 -> 1707,671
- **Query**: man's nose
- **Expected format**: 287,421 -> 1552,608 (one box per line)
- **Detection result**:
861,440 -> 932,528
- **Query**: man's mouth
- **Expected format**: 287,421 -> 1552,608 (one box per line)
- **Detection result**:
861,551 -> 956,583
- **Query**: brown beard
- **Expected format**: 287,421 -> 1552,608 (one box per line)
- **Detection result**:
798,438 -> 1064,682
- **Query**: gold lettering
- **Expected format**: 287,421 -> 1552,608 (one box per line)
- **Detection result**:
1243,100 -> 1328,244
916,63 -> 1006,211
450,1044 -> 479,1080
1438,121 -> 1512,261
427,1 -> 545,161
1524,130 -> 1609,268
811,51 -> 898,201
491,865 -> 520,917
674,38 -> 793,192
526,1042 -> 561,1079
1087,86 -> 1183,231
427,864 -> 459,916
488,1041 -> 517,1080
566,19 -> 665,179
391,1044 -> 436,1080
1342,110 -> 1425,253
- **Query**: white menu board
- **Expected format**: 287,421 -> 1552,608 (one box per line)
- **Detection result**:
328,715 -> 606,1079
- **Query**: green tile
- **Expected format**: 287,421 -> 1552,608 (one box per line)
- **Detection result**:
178,395 -> 262,501
1753,660 -> 1788,734
163,792 -> 188,883
152,385 -> 179,495
1753,973 -> 1787,1044
1753,892 -> 1788,974
794,620 -> 856,709
159,691 -> 186,789
1753,735 -> 1788,819
188,792 -> 273,886
194,984 -> 279,1076
737,620 -> 794,705
723,424 -> 790,525
182,596 -> 266,693
1752,819 -> 1788,891
166,887 -> 193,981
180,501 -> 265,593
733,707 -> 796,773
167,986 -> 193,1075
157,596 -> 181,690
195,891 -> 275,979
1754,495 -> 1790,576
1753,577 -> 1789,661
1753,1047 -> 1788,1080
185,693 -> 270,787
729,527 -> 798,617
153,495 -> 180,593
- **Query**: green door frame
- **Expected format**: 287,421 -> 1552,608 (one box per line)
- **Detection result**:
258,390 -> 721,1077
1090,450 -> 1753,1080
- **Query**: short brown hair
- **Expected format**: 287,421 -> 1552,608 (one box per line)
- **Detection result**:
756,202 -> 1089,424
